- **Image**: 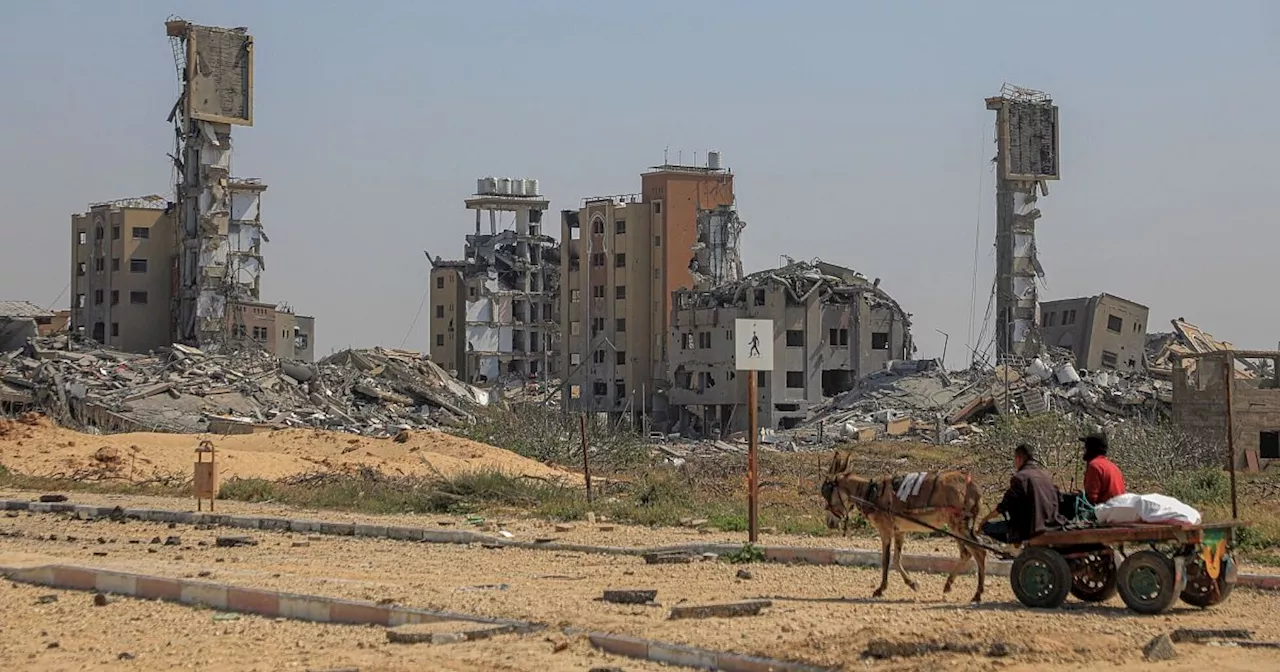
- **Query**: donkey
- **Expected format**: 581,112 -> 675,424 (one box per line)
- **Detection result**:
820,451 -> 988,602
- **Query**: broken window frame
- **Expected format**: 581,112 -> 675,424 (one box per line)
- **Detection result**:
785,371 -> 804,388
1106,314 -> 1123,334
129,258 -> 148,273
871,332 -> 890,350
1100,350 -> 1119,369
785,330 -> 804,347
131,227 -> 150,240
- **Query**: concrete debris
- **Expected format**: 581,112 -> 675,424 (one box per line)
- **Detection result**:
0,334 -> 489,438
667,599 -> 770,619
601,589 -> 657,605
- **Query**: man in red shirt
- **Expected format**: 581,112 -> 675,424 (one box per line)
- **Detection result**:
1081,433 -> 1126,505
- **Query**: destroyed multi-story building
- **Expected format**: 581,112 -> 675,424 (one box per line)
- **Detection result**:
986,84 -> 1059,359
559,156 -> 735,417
1174,350 -> 1280,470
66,20 -> 316,362
428,177 -> 560,385
667,260 -> 913,434
1039,293 -> 1148,372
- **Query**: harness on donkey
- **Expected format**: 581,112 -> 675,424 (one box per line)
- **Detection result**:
824,472 -> 1014,560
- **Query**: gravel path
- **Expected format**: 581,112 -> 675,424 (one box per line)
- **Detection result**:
3,510 -> 1278,670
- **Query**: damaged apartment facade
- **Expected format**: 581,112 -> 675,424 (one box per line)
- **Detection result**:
668,261 -> 913,434
429,178 -> 560,385
1174,350 -> 1280,470
559,156 -> 735,418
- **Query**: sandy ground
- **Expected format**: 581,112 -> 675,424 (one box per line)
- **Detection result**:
0,416 -> 572,482
0,582 -> 666,672
3,511 -> 1279,671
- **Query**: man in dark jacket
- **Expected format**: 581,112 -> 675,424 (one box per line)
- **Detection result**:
980,444 -> 1061,543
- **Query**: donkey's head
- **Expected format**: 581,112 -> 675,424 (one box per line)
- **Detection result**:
821,450 -> 853,532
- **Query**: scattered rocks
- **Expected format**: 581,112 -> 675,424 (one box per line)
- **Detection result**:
92,593 -> 109,607
36,594 -> 58,604
117,653 -> 136,661
150,537 -> 162,545
291,541 -> 310,548
164,536 -> 182,546
554,524 -> 574,533
1144,634 -> 1177,661
197,571 -> 213,578
735,569 -> 754,580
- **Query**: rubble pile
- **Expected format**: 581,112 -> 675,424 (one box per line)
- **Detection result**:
797,352 -> 1173,446
0,335 -> 489,437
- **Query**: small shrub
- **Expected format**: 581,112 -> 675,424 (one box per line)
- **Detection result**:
723,543 -> 765,564
1164,469 -> 1229,506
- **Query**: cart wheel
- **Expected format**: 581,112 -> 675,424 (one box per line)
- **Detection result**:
1117,550 -> 1179,615
1181,554 -> 1237,608
1069,550 -> 1118,603
1011,548 -> 1072,609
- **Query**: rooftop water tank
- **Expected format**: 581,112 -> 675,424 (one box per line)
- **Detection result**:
496,177 -> 512,195
526,179 -> 540,197
513,178 -> 528,197
707,151 -> 722,170
476,178 -> 487,195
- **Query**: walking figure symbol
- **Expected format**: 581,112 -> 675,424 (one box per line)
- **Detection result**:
749,330 -> 761,358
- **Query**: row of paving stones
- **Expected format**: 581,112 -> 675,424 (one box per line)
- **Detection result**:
0,558 -> 831,672
5,497 -> 1278,591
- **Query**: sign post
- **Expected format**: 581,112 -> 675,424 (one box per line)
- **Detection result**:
735,318 -> 773,544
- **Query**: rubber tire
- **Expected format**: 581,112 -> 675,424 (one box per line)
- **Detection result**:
1069,551 -> 1118,603
1117,550 -> 1179,615
1181,554 -> 1236,608
1011,547 -> 1072,609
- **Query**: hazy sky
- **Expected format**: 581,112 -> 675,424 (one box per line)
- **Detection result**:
2,1 -> 1277,366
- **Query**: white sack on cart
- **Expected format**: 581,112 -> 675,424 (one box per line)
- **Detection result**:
1093,493 -> 1201,526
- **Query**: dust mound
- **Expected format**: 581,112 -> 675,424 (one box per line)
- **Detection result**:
0,415 -> 574,483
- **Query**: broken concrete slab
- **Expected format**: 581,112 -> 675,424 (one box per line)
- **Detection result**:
601,590 -> 657,605
668,600 -> 770,620
385,621 -> 515,645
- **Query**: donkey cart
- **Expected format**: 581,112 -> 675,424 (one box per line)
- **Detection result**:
1009,521 -> 1246,615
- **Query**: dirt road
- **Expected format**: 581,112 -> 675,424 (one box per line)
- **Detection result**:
2,509 -> 1277,671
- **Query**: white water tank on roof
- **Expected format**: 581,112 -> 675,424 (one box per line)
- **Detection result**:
476,178 -> 487,195
481,177 -> 497,194
707,151 -> 722,170
514,178 -> 529,196
527,179 -> 539,196
496,177 -> 511,195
